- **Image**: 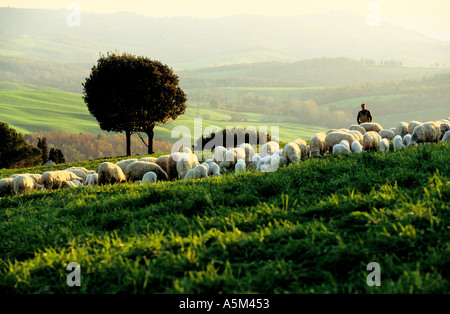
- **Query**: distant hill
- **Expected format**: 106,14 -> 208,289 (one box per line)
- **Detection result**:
1,8 -> 449,68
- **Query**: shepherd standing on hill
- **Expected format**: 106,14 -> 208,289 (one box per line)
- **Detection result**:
357,103 -> 373,124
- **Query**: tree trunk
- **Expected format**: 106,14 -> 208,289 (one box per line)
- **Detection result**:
126,130 -> 131,156
146,127 -> 154,154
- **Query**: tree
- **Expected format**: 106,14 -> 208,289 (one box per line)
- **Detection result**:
49,148 -> 66,164
0,122 -> 42,169
37,137 -> 49,164
83,52 -> 187,155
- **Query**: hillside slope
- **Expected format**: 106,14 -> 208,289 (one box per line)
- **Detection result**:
0,143 -> 449,293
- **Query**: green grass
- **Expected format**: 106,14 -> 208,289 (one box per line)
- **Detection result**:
0,143 -> 449,293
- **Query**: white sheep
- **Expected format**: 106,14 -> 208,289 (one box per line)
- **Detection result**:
440,123 -> 450,140
260,155 -> 280,172
126,161 -> 169,182
212,146 -> 227,164
440,130 -> 450,143
408,121 -> 422,135
390,127 -> 396,133
325,130 -> 359,153
273,149 -> 283,156
115,158 -> 139,174
363,131 -> 382,151
0,178 -> 14,197
238,143 -> 255,164
251,153 -> 261,169
411,121 -> 441,144
281,142 -> 301,164
351,141 -> 363,153
403,134 -> 413,147
142,171 -> 158,184
349,124 -> 366,135
155,155 -> 171,176
360,122 -> 383,133
176,153 -> 199,179
378,130 -> 395,141
183,164 -> 208,180
395,122 -> 409,137
98,162 -> 127,185
12,175 -> 43,195
41,170 -> 84,189
293,138 -> 310,160
260,141 -> 279,158
208,162 -> 221,176
340,140 -> 350,151
138,157 -> 158,163
220,148 -> 245,171
235,159 -> 246,174
85,173 -> 99,186
332,144 -> 351,154
393,135 -> 404,151
309,133 -> 327,158
65,167 -> 91,180
379,138 -> 390,152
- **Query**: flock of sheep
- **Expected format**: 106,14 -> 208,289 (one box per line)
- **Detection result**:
1,118 -> 449,197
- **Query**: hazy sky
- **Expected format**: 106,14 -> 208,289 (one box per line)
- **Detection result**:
1,0 -> 449,40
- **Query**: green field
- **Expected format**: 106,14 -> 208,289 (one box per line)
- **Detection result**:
0,143 -> 449,293
0,81 -> 327,142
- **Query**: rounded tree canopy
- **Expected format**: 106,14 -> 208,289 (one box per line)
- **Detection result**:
82,52 -> 187,134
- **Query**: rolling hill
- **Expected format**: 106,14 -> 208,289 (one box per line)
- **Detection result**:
0,81 -> 327,143
1,8 -> 449,68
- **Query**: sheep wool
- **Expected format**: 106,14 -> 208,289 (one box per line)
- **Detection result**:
126,161 -> 169,182
235,159 -> 246,174
293,138 -> 310,160
139,157 -> 158,163
142,171 -> 158,184
379,138 -> 390,152
378,130 -> 395,141
309,133 -> 327,158
155,155 -> 171,175
98,162 -> 127,185
408,121 -> 422,135
325,131 -> 358,153
340,140 -> 350,151
332,144 -> 351,154
351,141 -> 363,153
212,146 -> 227,164
260,141 -> 279,158
411,121 -> 441,144
115,159 -> 138,174
403,134 -> 412,146
12,175 -> 42,195
208,162 -> 221,176
349,124 -> 366,135
362,131 -> 382,151
360,122 -> 383,133
41,170 -> 83,189
183,164 -> 209,180
238,143 -> 255,163
395,122 -> 409,137
441,130 -> 450,143
65,167 -> 91,180
281,142 -> 301,164
393,135 -> 404,151
85,173 -> 98,186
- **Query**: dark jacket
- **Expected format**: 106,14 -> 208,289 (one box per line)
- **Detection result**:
357,109 -> 373,124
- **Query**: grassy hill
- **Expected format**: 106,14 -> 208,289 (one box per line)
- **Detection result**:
0,81 -> 327,142
0,143 -> 449,293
